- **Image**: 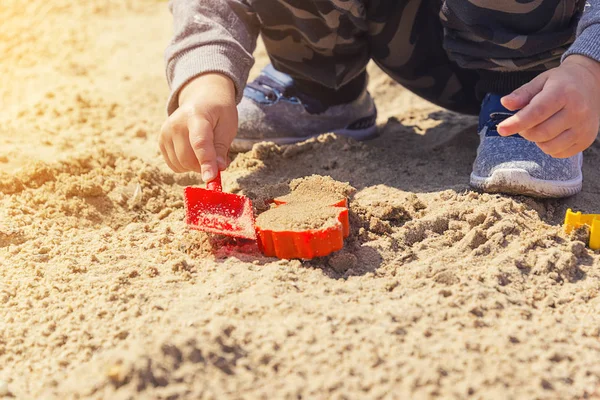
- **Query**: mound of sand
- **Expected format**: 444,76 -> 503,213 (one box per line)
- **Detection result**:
2,1 -> 600,399
255,175 -> 354,231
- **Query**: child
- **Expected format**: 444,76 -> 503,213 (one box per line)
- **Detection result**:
159,0 -> 600,198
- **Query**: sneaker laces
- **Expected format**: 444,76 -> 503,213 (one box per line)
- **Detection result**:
486,111 -> 514,129
246,74 -> 326,114
487,111 -> 522,138
247,75 -> 295,102
488,111 -> 513,127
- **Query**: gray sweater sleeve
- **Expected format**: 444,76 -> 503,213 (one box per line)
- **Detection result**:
563,1 -> 600,63
164,0 -> 259,114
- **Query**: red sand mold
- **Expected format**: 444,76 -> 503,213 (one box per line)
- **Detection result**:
255,175 -> 355,259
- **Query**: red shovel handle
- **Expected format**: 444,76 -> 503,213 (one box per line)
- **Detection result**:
207,171 -> 222,192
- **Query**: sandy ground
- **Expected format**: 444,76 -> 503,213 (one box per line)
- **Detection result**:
2,1 -> 600,399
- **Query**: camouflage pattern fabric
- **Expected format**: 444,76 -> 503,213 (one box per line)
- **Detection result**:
247,0 -> 584,114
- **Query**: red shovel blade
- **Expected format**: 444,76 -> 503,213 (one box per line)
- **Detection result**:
184,173 -> 256,240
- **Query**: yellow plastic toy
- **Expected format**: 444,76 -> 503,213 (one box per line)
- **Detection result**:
564,209 -> 600,250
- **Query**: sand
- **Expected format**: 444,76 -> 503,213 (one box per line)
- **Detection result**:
2,1 -> 600,399
255,175 -> 353,231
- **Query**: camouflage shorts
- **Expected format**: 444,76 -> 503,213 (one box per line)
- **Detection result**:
247,0 -> 585,113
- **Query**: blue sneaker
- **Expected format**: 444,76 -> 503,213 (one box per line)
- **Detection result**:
470,94 -> 583,198
231,65 -> 378,152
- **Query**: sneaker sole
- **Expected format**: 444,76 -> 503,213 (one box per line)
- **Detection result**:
230,124 -> 379,153
470,168 -> 582,198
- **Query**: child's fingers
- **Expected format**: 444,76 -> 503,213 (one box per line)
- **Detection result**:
173,133 -> 201,172
536,128 -> 577,157
163,140 -> 186,173
519,109 -> 571,143
158,140 -> 182,173
550,141 -> 581,159
188,116 -> 219,182
213,115 -> 237,171
501,73 -> 548,111
160,112 -> 190,173
216,155 -> 229,171
214,139 -> 232,171
497,85 -> 564,136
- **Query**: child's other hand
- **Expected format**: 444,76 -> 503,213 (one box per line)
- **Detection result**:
159,73 -> 237,181
497,55 -> 600,158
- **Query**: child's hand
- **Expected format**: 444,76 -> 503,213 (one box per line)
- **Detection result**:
159,73 -> 237,181
497,55 -> 600,158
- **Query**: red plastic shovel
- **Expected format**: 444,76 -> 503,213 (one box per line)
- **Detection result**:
184,172 -> 256,240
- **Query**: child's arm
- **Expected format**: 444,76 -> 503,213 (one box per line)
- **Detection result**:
160,0 -> 259,180
498,0 -> 600,158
